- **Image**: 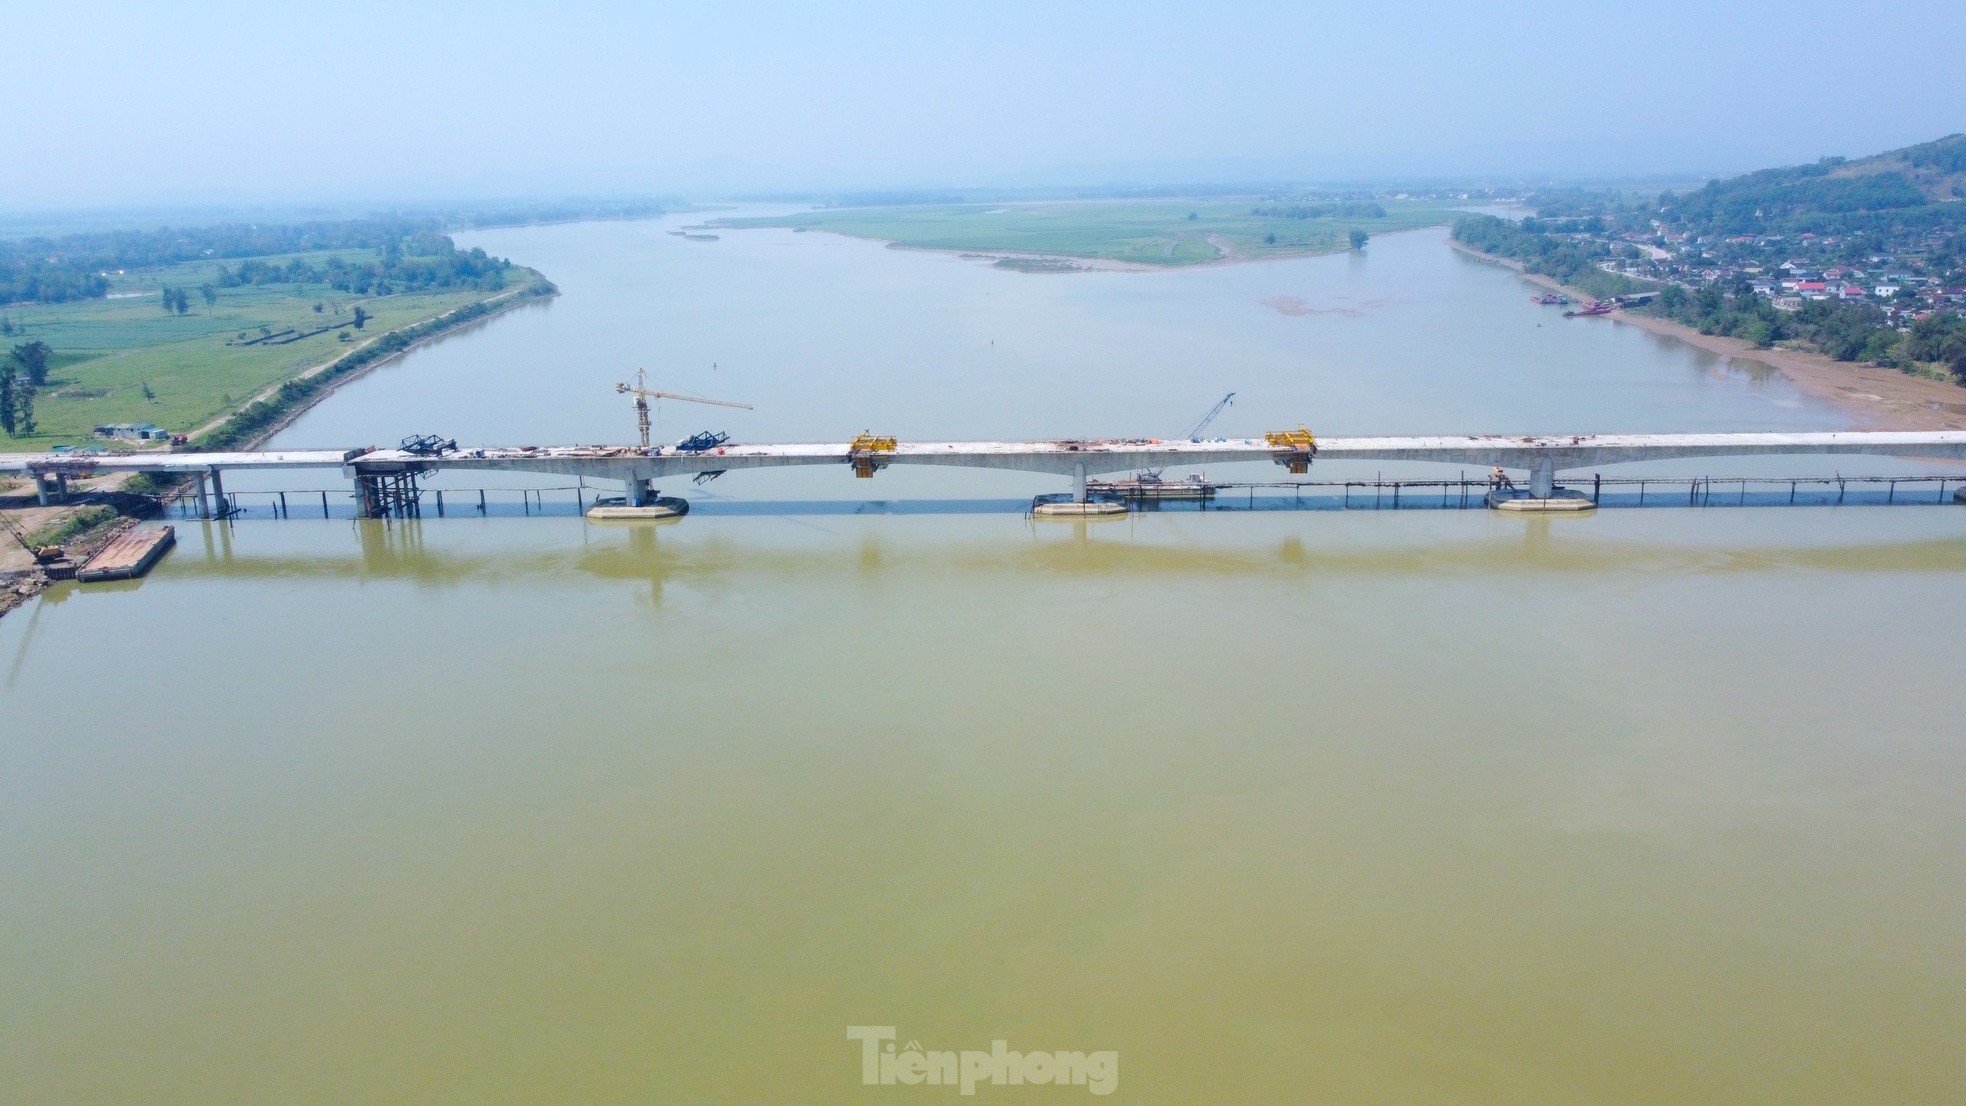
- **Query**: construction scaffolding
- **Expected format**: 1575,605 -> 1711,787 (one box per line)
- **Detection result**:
354,467 -> 430,518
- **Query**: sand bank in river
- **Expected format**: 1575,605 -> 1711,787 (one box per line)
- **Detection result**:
1449,241 -> 1966,432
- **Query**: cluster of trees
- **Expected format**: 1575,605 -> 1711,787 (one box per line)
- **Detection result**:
1,341 -> 51,436
1643,283 -> 1966,381
0,216 -> 516,306
1654,138 -> 1966,241
1250,202 -> 1387,220
214,237 -> 510,295
1519,188 -> 1640,221
443,199 -> 666,229
1898,312 -> 1966,379
1450,214 -> 1645,300
159,286 -> 194,314
0,261 -> 109,306
1649,283 -> 1884,356
1659,167 -> 1955,239
1905,135 -> 1966,175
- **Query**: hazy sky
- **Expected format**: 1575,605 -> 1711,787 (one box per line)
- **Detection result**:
4,0 -> 1962,209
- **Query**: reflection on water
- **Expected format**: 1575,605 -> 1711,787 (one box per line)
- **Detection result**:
131,514 -> 1966,587
4,510 -> 1964,1103
5,214 -> 1966,1104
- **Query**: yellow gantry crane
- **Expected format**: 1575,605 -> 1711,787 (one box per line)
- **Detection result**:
614,368 -> 752,449
1264,426 -> 1318,473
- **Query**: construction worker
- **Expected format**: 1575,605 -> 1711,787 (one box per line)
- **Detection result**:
1490,466 -> 1515,492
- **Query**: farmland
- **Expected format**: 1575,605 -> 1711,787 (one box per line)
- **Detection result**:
710,199 -> 1463,266
2,252 -> 546,449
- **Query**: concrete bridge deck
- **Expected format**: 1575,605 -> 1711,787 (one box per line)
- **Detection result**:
7,431 -> 1966,510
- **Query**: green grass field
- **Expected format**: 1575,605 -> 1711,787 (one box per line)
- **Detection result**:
710,200 -> 1461,265
2,252 -> 539,449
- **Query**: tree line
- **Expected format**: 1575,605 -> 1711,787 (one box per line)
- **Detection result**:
1646,282 -> 1966,380
0,217 -> 515,306
1250,202 -> 1387,220
214,237 -> 511,296
1,341 -> 51,436
1450,214 -> 1647,300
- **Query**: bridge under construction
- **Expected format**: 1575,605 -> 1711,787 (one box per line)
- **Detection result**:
6,429 -> 1966,519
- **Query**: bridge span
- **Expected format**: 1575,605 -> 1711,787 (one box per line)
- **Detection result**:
6,430 -> 1966,514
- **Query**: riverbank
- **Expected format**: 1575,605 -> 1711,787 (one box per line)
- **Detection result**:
0,511 -> 139,615
1450,240 -> 1966,431
0,282 -> 558,613
197,281 -> 556,451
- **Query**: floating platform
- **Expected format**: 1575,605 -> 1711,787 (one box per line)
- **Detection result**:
1032,500 -> 1128,518
1487,489 -> 1597,513
585,496 -> 689,521
76,525 -> 175,582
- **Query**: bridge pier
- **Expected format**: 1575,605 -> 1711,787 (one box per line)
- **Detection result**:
1034,461 -> 1127,517
1489,456 -> 1594,512
586,470 -> 686,519
1528,457 -> 1555,499
194,472 -> 212,519
208,467 -> 226,519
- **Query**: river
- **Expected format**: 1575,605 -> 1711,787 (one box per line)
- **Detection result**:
2,214 -> 1962,1104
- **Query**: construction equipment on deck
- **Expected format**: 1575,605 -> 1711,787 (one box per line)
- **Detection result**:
614,369 -> 753,450
1265,426 -> 1318,473
1140,392 -> 1236,480
1182,392 -> 1237,441
847,431 -> 898,478
677,430 -> 730,453
399,433 -> 457,456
